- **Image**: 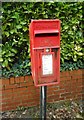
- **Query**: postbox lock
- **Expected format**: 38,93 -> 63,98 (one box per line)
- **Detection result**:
45,48 -> 50,52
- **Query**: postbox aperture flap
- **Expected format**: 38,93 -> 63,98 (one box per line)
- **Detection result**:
34,30 -> 59,37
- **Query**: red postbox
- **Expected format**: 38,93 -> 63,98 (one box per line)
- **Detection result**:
29,19 -> 60,87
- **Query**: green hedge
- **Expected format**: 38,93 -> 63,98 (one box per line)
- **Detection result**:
2,59 -> 84,78
1,2 -> 84,77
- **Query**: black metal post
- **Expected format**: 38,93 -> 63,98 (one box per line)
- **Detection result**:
40,86 -> 47,120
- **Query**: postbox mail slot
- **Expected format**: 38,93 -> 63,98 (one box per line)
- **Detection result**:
34,30 -> 59,37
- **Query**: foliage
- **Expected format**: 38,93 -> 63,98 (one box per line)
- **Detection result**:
1,2 -> 84,71
60,60 -> 84,71
2,59 -> 84,78
2,59 -> 31,78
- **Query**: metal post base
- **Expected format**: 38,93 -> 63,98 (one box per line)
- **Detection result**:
40,86 -> 47,120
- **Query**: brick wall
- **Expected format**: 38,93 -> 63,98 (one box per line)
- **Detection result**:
0,69 -> 84,111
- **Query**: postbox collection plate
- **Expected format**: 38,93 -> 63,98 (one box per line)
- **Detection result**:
41,52 -> 54,77
42,54 -> 53,75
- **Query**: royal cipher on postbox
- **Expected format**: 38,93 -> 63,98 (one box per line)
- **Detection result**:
29,19 -> 60,87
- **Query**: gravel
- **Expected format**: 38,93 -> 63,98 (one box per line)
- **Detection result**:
1,100 -> 84,120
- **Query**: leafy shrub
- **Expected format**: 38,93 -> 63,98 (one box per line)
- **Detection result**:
2,59 -> 31,78
2,59 -> 84,78
60,60 -> 84,71
1,2 -> 84,73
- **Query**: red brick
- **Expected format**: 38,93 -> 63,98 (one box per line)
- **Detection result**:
0,78 -> 2,86
28,81 -> 34,86
77,93 -> 82,99
24,76 -> 29,82
66,77 -> 71,81
5,101 -> 21,108
65,80 -> 71,85
82,75 -> 84,79
28,102 -> 39,107
61,71 -> 65,77
20,103 -> 28,107
48,85 -> 54,89
48,86 -> 55,91
68,71 -> 72,76
0,98 -> 2,103
73,75 -> 82,80
54,93 -> 60,98
2,106 -> 7,111
13,87 -> 27,93
71,86 -> 77,92
0,85 -> 2,91
9,77 -> 15,84
13,90 -> 22,96
2,78 -> 9,85
77,69 -> 83,75
47,90 -> 54,95
53,86 -> 59,91
15,77 -> 20,83
77,75 -> 82,79
2,94 -> 13,101
2,85 -> 5,90
60,92 -> 71,98
12,94 -> 22,100
60,89 -> 66,94
2,98 -> 13,104
53,97 -> 60,102
1,70 -> 84,111
71,92 -> 77,98
78,79 -> 83,83
59,96 -> 65,100
2,93 -> 13,100
19,76 -> 24,83
0,106 -> 2,111
81,86 -> 84,93
47,95 -> 54,101
53,90 -> 60,95
0,95 -> 2,101
5,84 -> 16,89
72,70 -> 78,75
82,93 -> 84,100
27,86 -> 36,91
47,98 -> 54,103
64,71 -> 70,77
65,86 -> 71,93
77,78 -> 82,82
6,106 -> 16,111
24,99 -> 35,103
66,96 -> 72,100
76,86 -> 82,91
2,89 -> 13,95
36,88 -> 40,93
59,80 -> 65,86
20,95 -> 30,100
19,82 -> 28,87
60,77 -> 66,81
75,84 -> 81,88
71,80 -> 77,85
60,72 -> 64,78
